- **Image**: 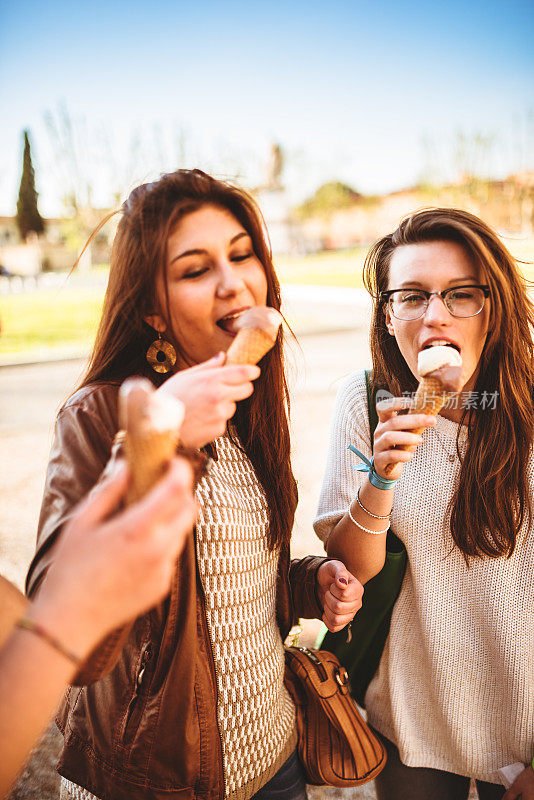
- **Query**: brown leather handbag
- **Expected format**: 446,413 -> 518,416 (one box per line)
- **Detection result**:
284,645 -> 387,787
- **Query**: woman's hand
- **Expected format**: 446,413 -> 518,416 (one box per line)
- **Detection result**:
29,458 -> 197,660
158,353 -> 261,448
373,397 -> 437,481
503,764 -> 534,800
316,560 -> 364,632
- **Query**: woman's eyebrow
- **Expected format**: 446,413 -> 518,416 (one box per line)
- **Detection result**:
230,231 -> 249,244
169,232 -> 250,265
170,248 -> 205,264
395,276 -> 479,288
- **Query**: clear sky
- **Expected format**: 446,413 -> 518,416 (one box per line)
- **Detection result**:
1,0 -> 533,215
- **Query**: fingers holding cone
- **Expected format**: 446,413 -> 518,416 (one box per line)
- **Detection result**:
382,345 -> 463,477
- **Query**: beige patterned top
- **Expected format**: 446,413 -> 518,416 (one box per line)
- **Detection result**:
195,432 -> 296,800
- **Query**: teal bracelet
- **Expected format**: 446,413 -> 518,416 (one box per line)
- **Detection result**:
348,445 -> 398,491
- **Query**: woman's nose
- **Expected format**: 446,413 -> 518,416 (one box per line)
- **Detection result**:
423,293 -> 451,324
216,261 -> 245,297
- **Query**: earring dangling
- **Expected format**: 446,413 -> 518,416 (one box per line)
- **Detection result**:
146,332 -> 177,374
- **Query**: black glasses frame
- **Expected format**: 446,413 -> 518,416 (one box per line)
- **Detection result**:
380,284 -> 490,319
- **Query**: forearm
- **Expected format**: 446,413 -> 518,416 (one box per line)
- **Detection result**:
0,628 -> 75,798
326,481 -> 394,584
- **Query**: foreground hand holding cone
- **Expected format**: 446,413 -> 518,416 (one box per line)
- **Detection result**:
120,378 -> 186,503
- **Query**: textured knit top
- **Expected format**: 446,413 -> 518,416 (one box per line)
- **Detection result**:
314,370 -> 534,783
195,432 -> 296,800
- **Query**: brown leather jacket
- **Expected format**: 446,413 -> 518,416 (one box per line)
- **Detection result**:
26,383 -> 327,800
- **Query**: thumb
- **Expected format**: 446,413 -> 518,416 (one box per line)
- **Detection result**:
326,559 -> 351,587
333,565 -> 351,588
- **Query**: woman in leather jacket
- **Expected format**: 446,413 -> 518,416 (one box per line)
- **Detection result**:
26,170 -> 363,800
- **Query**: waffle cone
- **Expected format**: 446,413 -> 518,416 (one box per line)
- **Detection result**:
225,327 -> 276,365
0,575 -> 28,648
409,376 -> 448,434
119,378 -> 184,505
383,376 -> 450,477
124,428 -> 180,505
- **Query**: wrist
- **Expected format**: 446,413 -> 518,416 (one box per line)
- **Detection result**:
349,445 -> 398,492
356,487 -> 391,520
17,604 -> 84,668
28,596 -> 94,662
367,459 -> 398,491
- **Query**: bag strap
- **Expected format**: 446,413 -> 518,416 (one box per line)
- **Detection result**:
364,370 -> 379,440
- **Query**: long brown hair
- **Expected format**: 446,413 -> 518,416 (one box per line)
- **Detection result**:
363,207 -> 534,559
81,169 -> 297,550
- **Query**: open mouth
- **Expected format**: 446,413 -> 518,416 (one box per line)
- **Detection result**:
421,340 -> 461,354
216,310 -> 248,334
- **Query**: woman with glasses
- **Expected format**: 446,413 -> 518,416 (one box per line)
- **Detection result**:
314,208 -> 534,800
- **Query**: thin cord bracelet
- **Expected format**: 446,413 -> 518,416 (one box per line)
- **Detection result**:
348,503 -> 389,535
348,445 -> 398,491
16,616 -> 81,666
356,487 -> 391,520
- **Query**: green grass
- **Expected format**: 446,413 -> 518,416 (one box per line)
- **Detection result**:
276,247 -> 368,287
0,287 -> 103,355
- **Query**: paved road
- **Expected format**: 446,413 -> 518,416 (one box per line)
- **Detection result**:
1,325 -> 384,800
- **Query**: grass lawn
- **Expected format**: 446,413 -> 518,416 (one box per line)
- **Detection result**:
275,247 -> 368,287
1,237 -> 533,360
0,287 -> 103,356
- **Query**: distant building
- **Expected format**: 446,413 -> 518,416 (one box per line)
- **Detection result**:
0,210 -> 116,275
296,173 -> 534,251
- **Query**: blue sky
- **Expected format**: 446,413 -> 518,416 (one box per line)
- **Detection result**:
1,0 -> 533,215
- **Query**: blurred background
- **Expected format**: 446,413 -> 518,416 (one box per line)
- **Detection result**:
1,0 -> 533,351
1,1 -> 533,798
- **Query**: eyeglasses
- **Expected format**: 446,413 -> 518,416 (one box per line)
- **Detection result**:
381,285 -> 490,321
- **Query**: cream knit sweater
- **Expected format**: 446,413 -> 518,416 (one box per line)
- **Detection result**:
314,370 -> 534,783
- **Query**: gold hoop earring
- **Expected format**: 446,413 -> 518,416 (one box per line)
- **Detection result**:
146,333 -> 177,374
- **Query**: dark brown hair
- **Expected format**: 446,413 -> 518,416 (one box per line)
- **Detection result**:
363,207 -> 534,559
81,169 -> 297,550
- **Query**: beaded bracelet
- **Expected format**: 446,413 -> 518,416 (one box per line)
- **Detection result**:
356,487 -> 391,520
16,616 -> 81,666
348,503 -> 389,535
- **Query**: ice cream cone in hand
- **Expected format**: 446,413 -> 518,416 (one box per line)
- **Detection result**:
225,307 -> 283,366
120,378 -> 185,504
383,344 -> 463,477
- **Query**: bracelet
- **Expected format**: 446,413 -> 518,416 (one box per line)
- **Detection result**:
356,487 -> 391,520
348,503 -> 389,535
348,445 -> 398,491
16,616 -> 81,666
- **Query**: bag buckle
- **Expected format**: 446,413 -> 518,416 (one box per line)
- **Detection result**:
335,667 -> 349,688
